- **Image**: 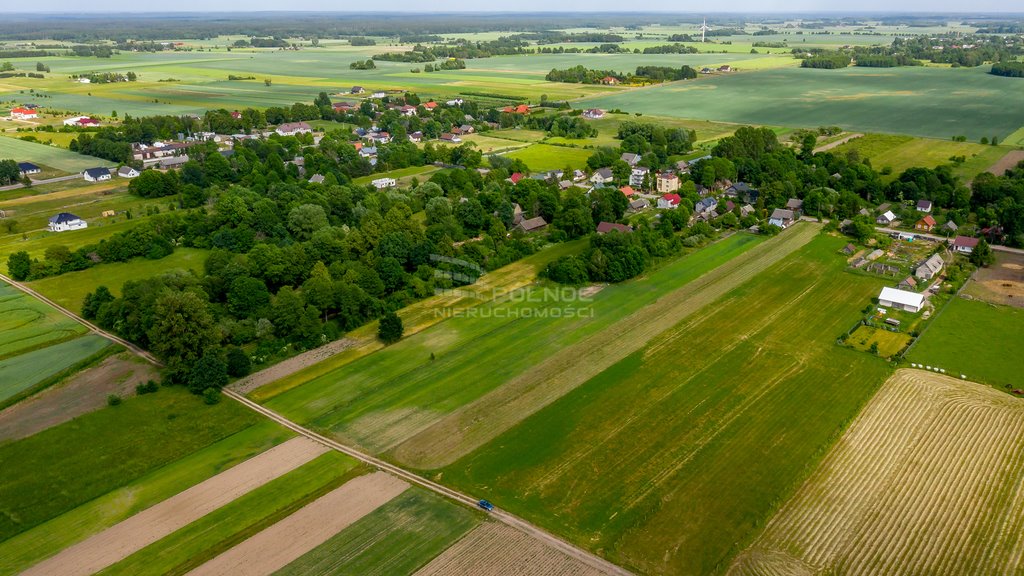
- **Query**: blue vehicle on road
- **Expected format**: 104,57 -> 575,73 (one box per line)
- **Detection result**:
477,499 -> 494,511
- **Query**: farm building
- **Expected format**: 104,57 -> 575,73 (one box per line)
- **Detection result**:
915,215 -> 937,232
596,221 -> 632,234
10,107 -> 37,120
158,156 -> 189,169
899,276 -> 918,290
117,166 -> 139,178
515,216 -> 548,233
659,193 -> 682,209
878,287 -> 925,313
951,236 -> 979,254
371,177 -> 396,189
915,253 -> 945,281
17,162 -> 40,176
82,167 -> 111,182
656,172 -> 679,193
48,212 -> 87,232
275,122 -> 312,136
768,208 -> 795,229
582,109 -> 605,119
63,116 -> 98,127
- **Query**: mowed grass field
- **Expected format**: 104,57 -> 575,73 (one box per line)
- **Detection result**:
0,334 -> 111,407
438,233 -> 893,575
0,136 -> 110,173
504,143 -> 593,171
0,281 -> 85,359
28,248 -> 208,313
261,233 -> 767,453
583,66 -> 1024,141
829,133 -> 1011,182
272,488 -> 481,576
907,297 -> 1024,389
730,370 -> 1024,576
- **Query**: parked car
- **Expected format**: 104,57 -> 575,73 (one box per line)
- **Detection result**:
477,499 -> 494,511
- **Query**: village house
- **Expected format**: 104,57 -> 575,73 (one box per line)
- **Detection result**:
590,167 -> 614,185
10,107 -> 37,120
275,122 -> 312,137
117,166 -> 140,178
694,197 -> 717,216
914,253 -> 945,281
17,162 -> 40,176
725,182 -> 759,204
82,167 -> 111,182
158,155 -> 189,169
620,152 -> 641,167
916,199 -> 933,213
400,105 -> 417,117
371,91 -> 387,99
597,221 -> 632,234
501,104 -> 530,114
656,172 -> 680,193
878,287 -> 925,313
350,86 -> 365,94
876,210 -> 897,226
629,166 -> 649,188
423,101 -> 438,110
629,198 -> 650,212
508,172 -> 525,184
371,177 -> 397,189
48,212 -> 87,232
943,220 -> 958,234
785,198 -> 804,217
308,174 -> 325,184
659,193 -> 682,210
515,216 -> 548,233
915,214 -> 937,232
951,235 -> 979,254
601,76 -> 620,85
439,133 -> 461,143
63,116 -> 99,127
445,98 -> 464,106
898,276 -> 918,291
740,204 -> 755,218
459,124 -> 474,134
768,208 -> 795,229
620,186 -> 637,197
582,109 -> 605,119
408,131 -> 423,143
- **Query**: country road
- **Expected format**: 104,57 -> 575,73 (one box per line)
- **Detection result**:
813,132 -> 863,154
0,174 -> 83,192
0,271 -> 633,576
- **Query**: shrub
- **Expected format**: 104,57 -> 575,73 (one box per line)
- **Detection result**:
225,346 -> 252,377
107,394 -> 122,406
378,311 -> 404,344
135,380 -> 159,395
203,387 -> 221,405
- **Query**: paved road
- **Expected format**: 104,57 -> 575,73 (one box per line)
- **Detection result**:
0,174 -> 82,192
0,271 -> 632,576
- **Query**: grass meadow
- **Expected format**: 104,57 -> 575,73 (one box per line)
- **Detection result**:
830,133 -> 1011,182
583,66 -> 1024,141
907,297 -> 1024,389
0,281 -> 86,359
98,452 -> 363,576
0,136 -> 110,173
0,386 -> 261,542
273,488 -> 481,576
0,421 -> 294,574
504,143 -> 594,171
28,248 -> 208,313
0,335 -> 111,407
439,234 -> 893,575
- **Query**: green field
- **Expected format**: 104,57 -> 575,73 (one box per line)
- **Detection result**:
0,386 -> 260,542
847,324 -> 913,358
99,452 -> 362,576
438,234 -> 893,575
0,421 -> 294,574
0,281 -> 86,359
28,248 -> 209,313
504,143 -> 594,171
0,216 -> 147,263
0,136 -> 111,173
583,66 -> 1024,141
830,133 -> 1011,182
0,334 -> 111,406
907,297 -> 1024,389
274,488 -> 480,576
263,233 -> 766,454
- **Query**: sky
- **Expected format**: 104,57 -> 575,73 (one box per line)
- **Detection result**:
21,3 -> 1024,13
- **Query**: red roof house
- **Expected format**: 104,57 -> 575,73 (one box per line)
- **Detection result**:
951,235 -> 979,254
509,172 -> 525,184
502,104 -> 530,114
915,215 -> 937,231
423,101 -> 438,109
658,193 -> 682,209
620,186 -> 636,196
596,221 -> 633,234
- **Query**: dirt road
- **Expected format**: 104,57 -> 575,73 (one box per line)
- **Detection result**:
20,437 -> 327,576
813,133 -> 863,154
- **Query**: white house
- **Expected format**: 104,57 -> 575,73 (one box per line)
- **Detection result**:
629,166 -> 649,188
916,199 -> 933,213
83,167 -> 111,182
63,116 -> 99,127
658,193 -> 682,209
371,177 -> 397,189
275,122 -> 312,137
371,91 -> 387,99
10,107 -> 37,120
590,167 -> 614,185
117,166 -> 140,178
582,108 -> 605,119
768,208 -> 795,229
951,235 -> 979,254
876,210 -> 897,225
18,162 -> 40,176
48,212 -> 88,232
878,287 -> 925,313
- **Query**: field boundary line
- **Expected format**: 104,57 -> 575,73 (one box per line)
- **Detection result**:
221,388 -> 632,576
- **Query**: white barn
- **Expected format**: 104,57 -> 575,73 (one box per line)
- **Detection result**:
878,287 -> 924,313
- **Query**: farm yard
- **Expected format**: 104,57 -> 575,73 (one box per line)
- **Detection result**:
963,251 -> 1024,308
729,369 -> 1024,576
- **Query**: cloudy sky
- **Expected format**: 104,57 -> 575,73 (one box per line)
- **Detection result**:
21,2 -> 1024,12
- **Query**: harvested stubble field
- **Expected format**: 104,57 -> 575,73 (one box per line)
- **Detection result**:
272,488 -> 480,576
187,472 -> 408,576
729,369 -> 1024,576
440,233 -> 893,575
21,437 -> 329,576
413,522 -> 611,576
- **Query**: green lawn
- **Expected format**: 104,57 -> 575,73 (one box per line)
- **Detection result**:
352,165 -> 439,186
907,297 -> 1024,389
28,248 -> 209,313
504,143 -> 593,171
583,66 -> 1024,141
0,421 -> 294,575
99,452 -> 363,576
0,335 -> 111,406
0,216 -> 147,263
0,281 -> 86,359
0,386 -> 261,542
273,488 -> 480,576
264,234 -> 765,457
439,234 -> 894,575
0,136 -> 111,173
847,324 -> 913,358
